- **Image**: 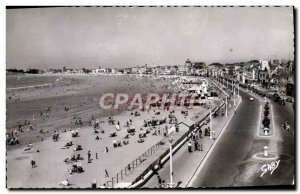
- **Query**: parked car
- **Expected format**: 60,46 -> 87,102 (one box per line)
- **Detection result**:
249,97 -> 254,101
279,98 -> 286,106
286,97 -> 293,103
266,93 -> 273,98
273,93 -> 280,102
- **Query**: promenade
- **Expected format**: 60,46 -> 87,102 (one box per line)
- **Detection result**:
142,80 -> 241,188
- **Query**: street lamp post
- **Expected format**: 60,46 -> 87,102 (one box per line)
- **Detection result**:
238,82 -> 239,98
227,77 -> 228,88
210,108 -> 213,139
168,137 -> 173,188
226,96 -> 228,117
234,87 -> 236,106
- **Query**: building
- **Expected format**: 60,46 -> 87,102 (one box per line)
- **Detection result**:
92,69 -> 108,74
286,83 -> 295,97
193,62 -> 206,69
260,60 -> 270,71
258,69 -> 270,88
177,66 -> 189,75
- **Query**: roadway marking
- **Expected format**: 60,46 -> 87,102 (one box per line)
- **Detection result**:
186,96 -> 242,187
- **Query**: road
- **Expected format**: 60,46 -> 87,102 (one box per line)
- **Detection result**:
189,84 -> 295,187
142,79 -> 295,188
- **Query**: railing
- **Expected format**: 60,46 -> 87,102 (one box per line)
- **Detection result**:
131,102 -> 226,188
103,133 -> 167,188
103,101 -> 226,188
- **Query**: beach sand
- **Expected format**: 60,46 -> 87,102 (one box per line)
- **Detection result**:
6,74 -> 176,150
6,74 -> 216,188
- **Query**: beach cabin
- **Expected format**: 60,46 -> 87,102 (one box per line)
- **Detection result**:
188,85 -> 202,94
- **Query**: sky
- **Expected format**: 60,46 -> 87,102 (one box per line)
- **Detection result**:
6,6 -> 294,69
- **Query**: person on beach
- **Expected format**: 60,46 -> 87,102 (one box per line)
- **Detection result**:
59,179 -> 69,186
87,150 -> 91,163
31,160 -> 36,168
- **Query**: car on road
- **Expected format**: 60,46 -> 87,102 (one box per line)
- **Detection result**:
249,97 -> 254,101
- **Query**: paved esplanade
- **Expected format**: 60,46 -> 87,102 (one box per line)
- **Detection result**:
189,84 -> 294,187
142,87 -> 240,188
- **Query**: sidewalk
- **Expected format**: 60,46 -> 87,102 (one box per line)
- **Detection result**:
142,95 -> 242,188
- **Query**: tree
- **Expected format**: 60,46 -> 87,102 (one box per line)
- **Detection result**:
262,117 -> 270,128
6,69 -> 24,73
26,69 -> 39,74
264,111 -> 269,117
264,105 -> 269,111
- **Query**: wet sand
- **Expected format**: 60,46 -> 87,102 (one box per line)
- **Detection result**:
6,74 -> 176,150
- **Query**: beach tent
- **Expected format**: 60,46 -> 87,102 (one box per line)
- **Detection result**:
168,126 -> 176,134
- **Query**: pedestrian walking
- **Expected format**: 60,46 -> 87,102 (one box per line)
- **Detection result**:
96,153 -> 98,159
192,134 -> 196,141
188,142 -> 192,152
157,175 -> 162,186
105,169 -> 109,178
200,144 -> 203,151
194,141 -> 199,151
105,147 -> 109,153
199,129 -> 202,138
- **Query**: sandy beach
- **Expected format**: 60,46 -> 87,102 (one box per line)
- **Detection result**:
6,74 -> 177,150
6,74 -> 217,188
